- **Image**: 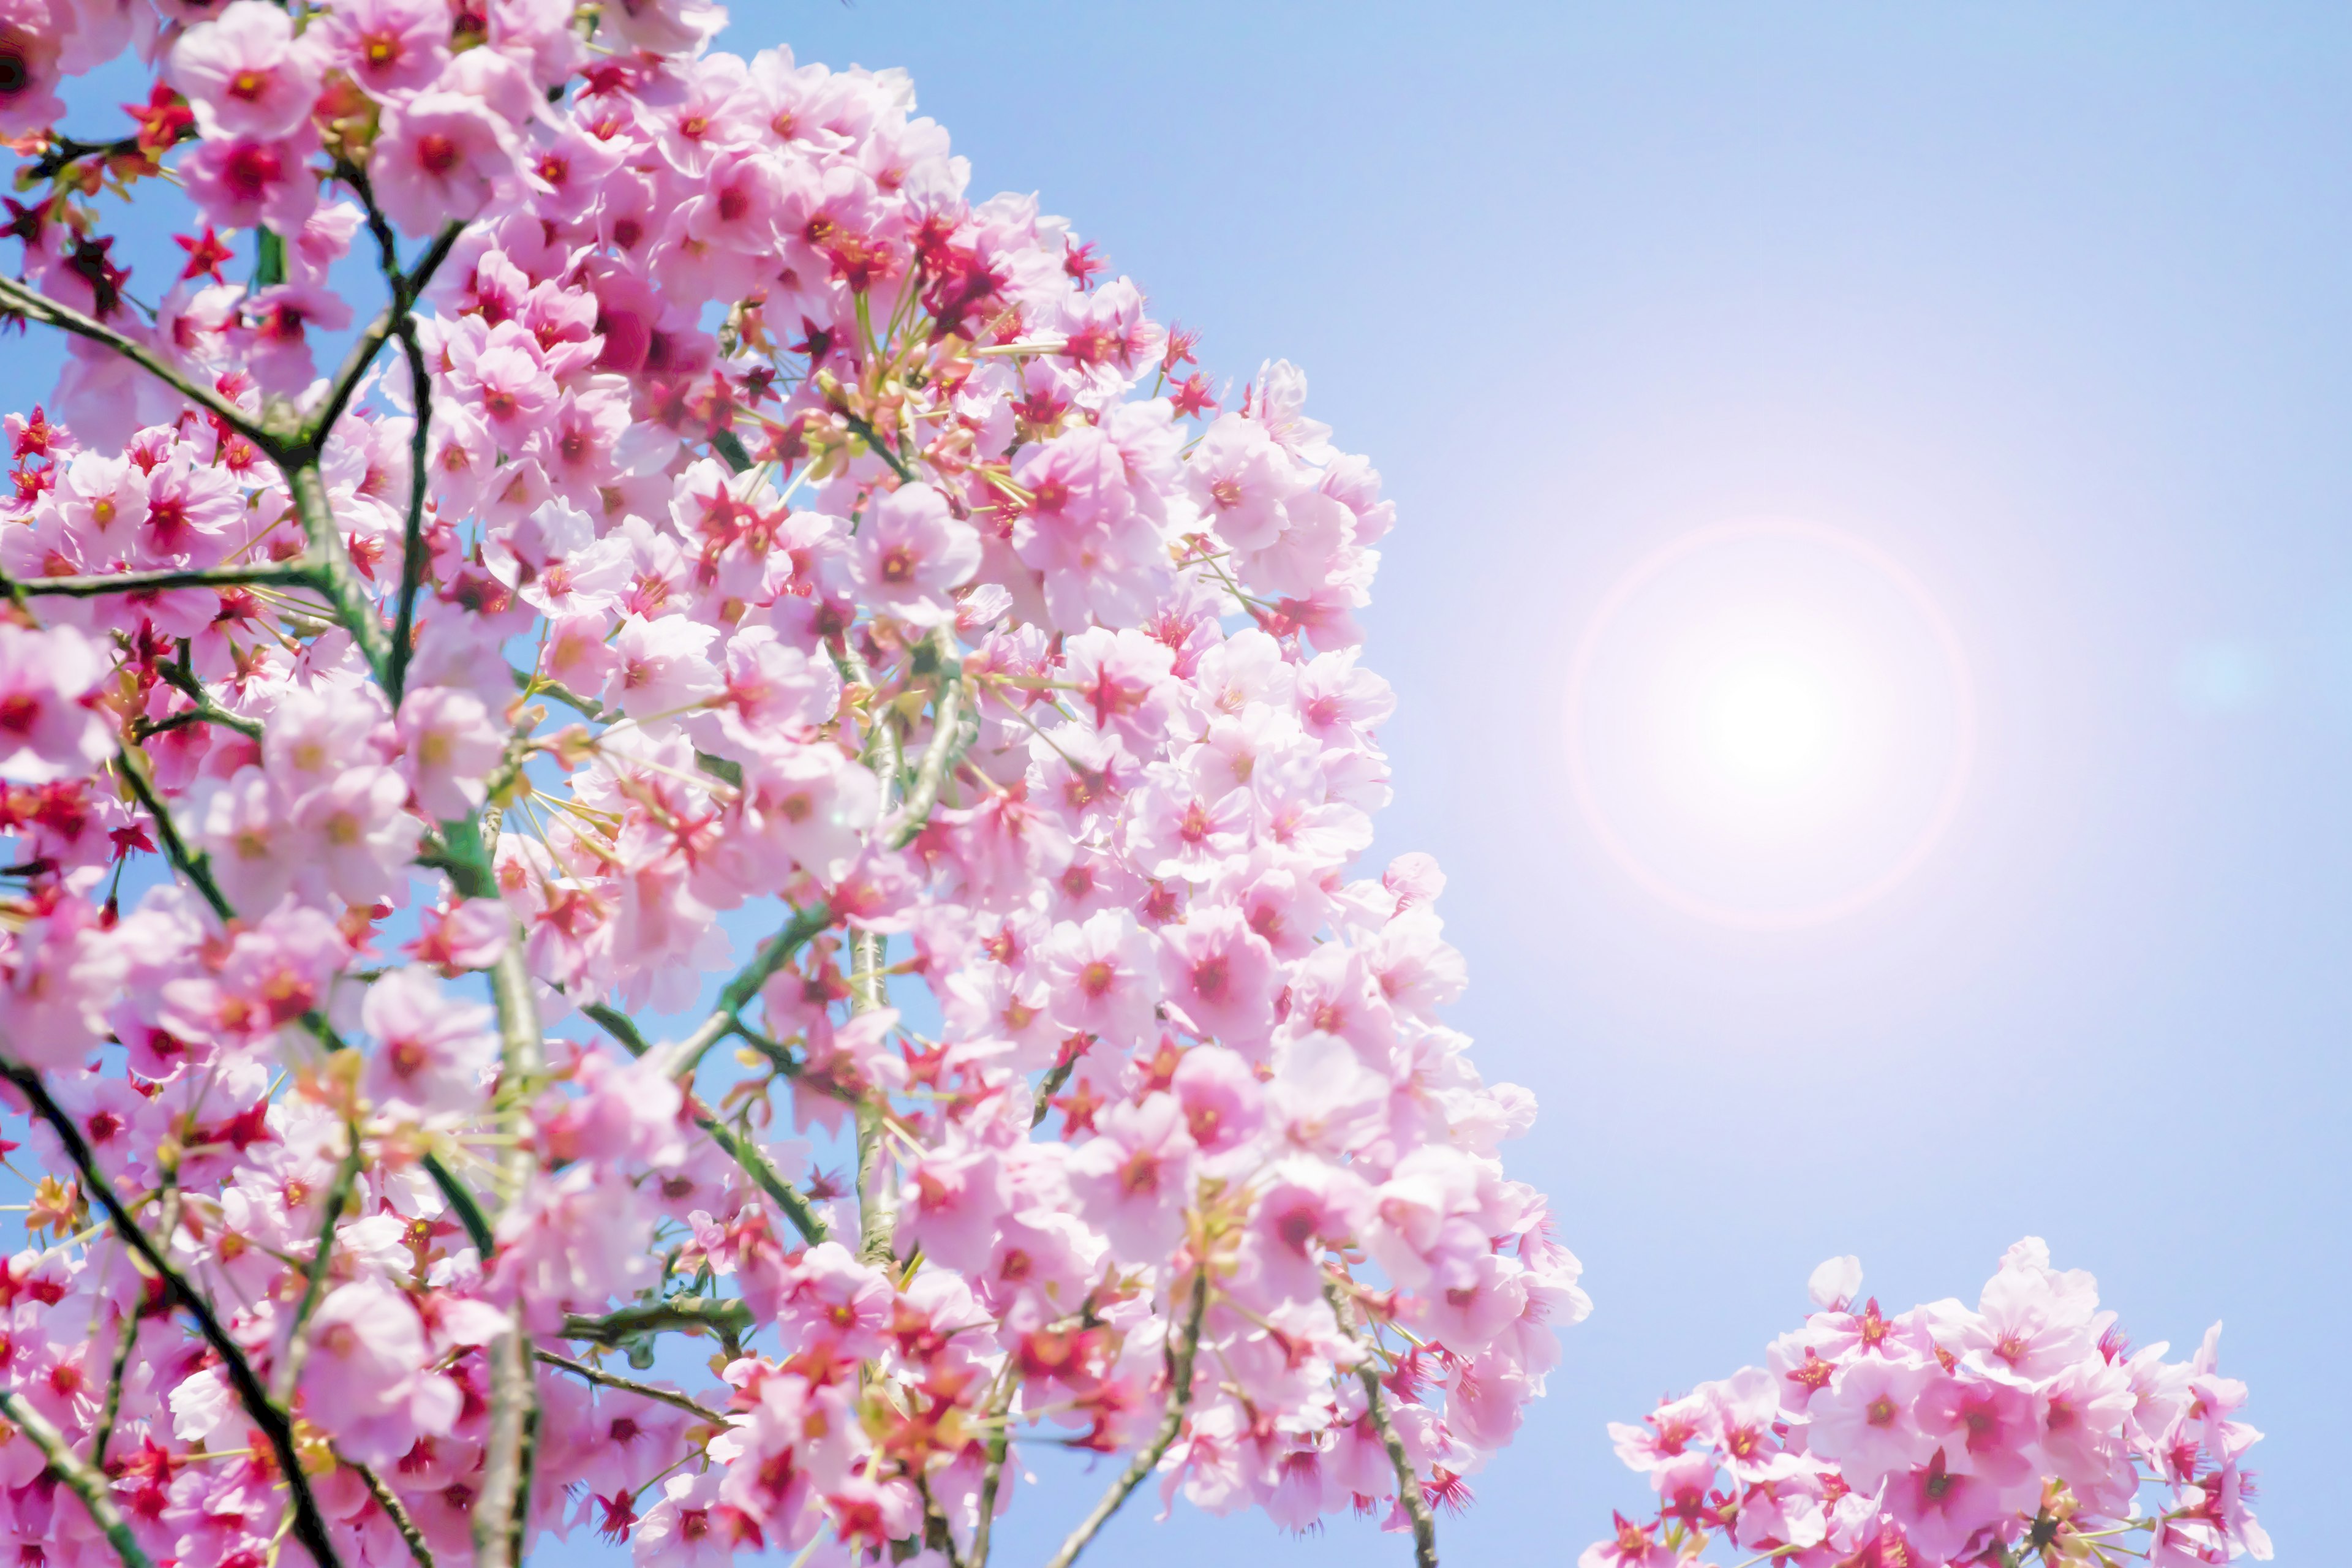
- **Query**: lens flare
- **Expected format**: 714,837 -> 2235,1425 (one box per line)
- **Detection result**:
1564,519 -> 1975,929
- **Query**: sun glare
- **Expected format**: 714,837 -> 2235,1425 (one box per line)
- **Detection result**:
1705,658 -> 1839,793
1564,519 -> 1974,929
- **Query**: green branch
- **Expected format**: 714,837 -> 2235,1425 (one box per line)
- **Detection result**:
0,1389 -> 154,1568
534,1349 -> 726,1423
0,273 -> 277,455
1041,1267 -> 1210,1568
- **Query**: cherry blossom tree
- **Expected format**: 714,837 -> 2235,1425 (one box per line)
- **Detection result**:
1583,1243 -> 2271,1568
0,3 -> 1577,1566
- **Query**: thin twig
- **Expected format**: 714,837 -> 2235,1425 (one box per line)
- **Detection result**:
968,1366 -> 1022,1566
579,1004 -> 829,1246
534,1348 -> 727,1423
661,903 -> 836,1076
113,747 -> 235,925
1041,1267 -> 1210,1568
268,1131 -> 362,1405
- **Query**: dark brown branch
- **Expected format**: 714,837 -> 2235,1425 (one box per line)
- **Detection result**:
0,1062 -> 344,1568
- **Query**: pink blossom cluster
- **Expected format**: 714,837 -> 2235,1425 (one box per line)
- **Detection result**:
0,4 -> 1578,1567
1583,1242 -> 2269,1568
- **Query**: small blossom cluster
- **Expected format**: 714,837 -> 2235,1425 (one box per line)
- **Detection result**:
0,3 -> 1578,1567
1583,1241 -> 2270,1568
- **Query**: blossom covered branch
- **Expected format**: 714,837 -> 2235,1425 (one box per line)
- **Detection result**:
0,3 -> 1578,1567
1581,1243 -> 2271,1568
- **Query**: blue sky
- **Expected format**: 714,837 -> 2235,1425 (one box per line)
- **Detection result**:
17,2 -> 2350,1562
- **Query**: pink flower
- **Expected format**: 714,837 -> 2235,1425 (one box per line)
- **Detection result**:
398,685 -> 507,820
1066,1091 -> 1197,1263
736,744 -> 881,886
896,1134 -> 1007,1273
0,0 -> 67,134
170,0 -> 321,140
310,0 -> 448,99
448,319 -> 557,437
361,967 -> 496,1115
1062,627 -> 1175,748
371,91 -> 518,236
1809,1254 -> 1864,1313
1237,1162 -> 1365,1306
181,127 -> 321,234
845,481 -> 979,627
1808,1355 -> 1939,1493
1044,908 -> 1163,1044
299,1279 -> 459,1466
1917,1364 -> 2038,1488
0,622 -> 114,783
292,764 -> 419,905
0,899 -> 124,1068
1169,1044 -> 1263,1153
1890,1447 -> 2007,1562
1184,412 -> 1297,552
238,280 -> 355,394
1579,1513 -> 1675,1568
632,1469 -> 764,1568
1156,903 -> 1278,1050
604,614 -> 723,720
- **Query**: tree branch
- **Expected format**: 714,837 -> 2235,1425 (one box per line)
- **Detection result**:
1325,1277 -> 1438,1568
968,1366 -> 1022,1567
533,1348 -> 726,1423
1041,1265 -> 1209,1568
268,1132 -> 362,1406
562,1295 -> 752,1360
383,315 -> 432,706
284,461 -> 394,680
114,746 -> 233,925
349,1457 -> 437,1568
0,273 -> 278,456
580,1002 -> 830,1246
298,194 -> 461,454
661,903 -> 836,1076
0,1061 -> 344,1568
421,1150 -> 496,1257
6,561 -> 319,598
888,632 -> 968,850
472,941 -> 546,1568
0,1389 -> 154,1568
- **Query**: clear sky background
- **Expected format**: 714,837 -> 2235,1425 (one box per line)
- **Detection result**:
18,3 -> 2350,1562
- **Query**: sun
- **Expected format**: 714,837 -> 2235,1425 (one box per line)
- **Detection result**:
1705,657 -> 1841,794
1564,519 -> 1974,929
